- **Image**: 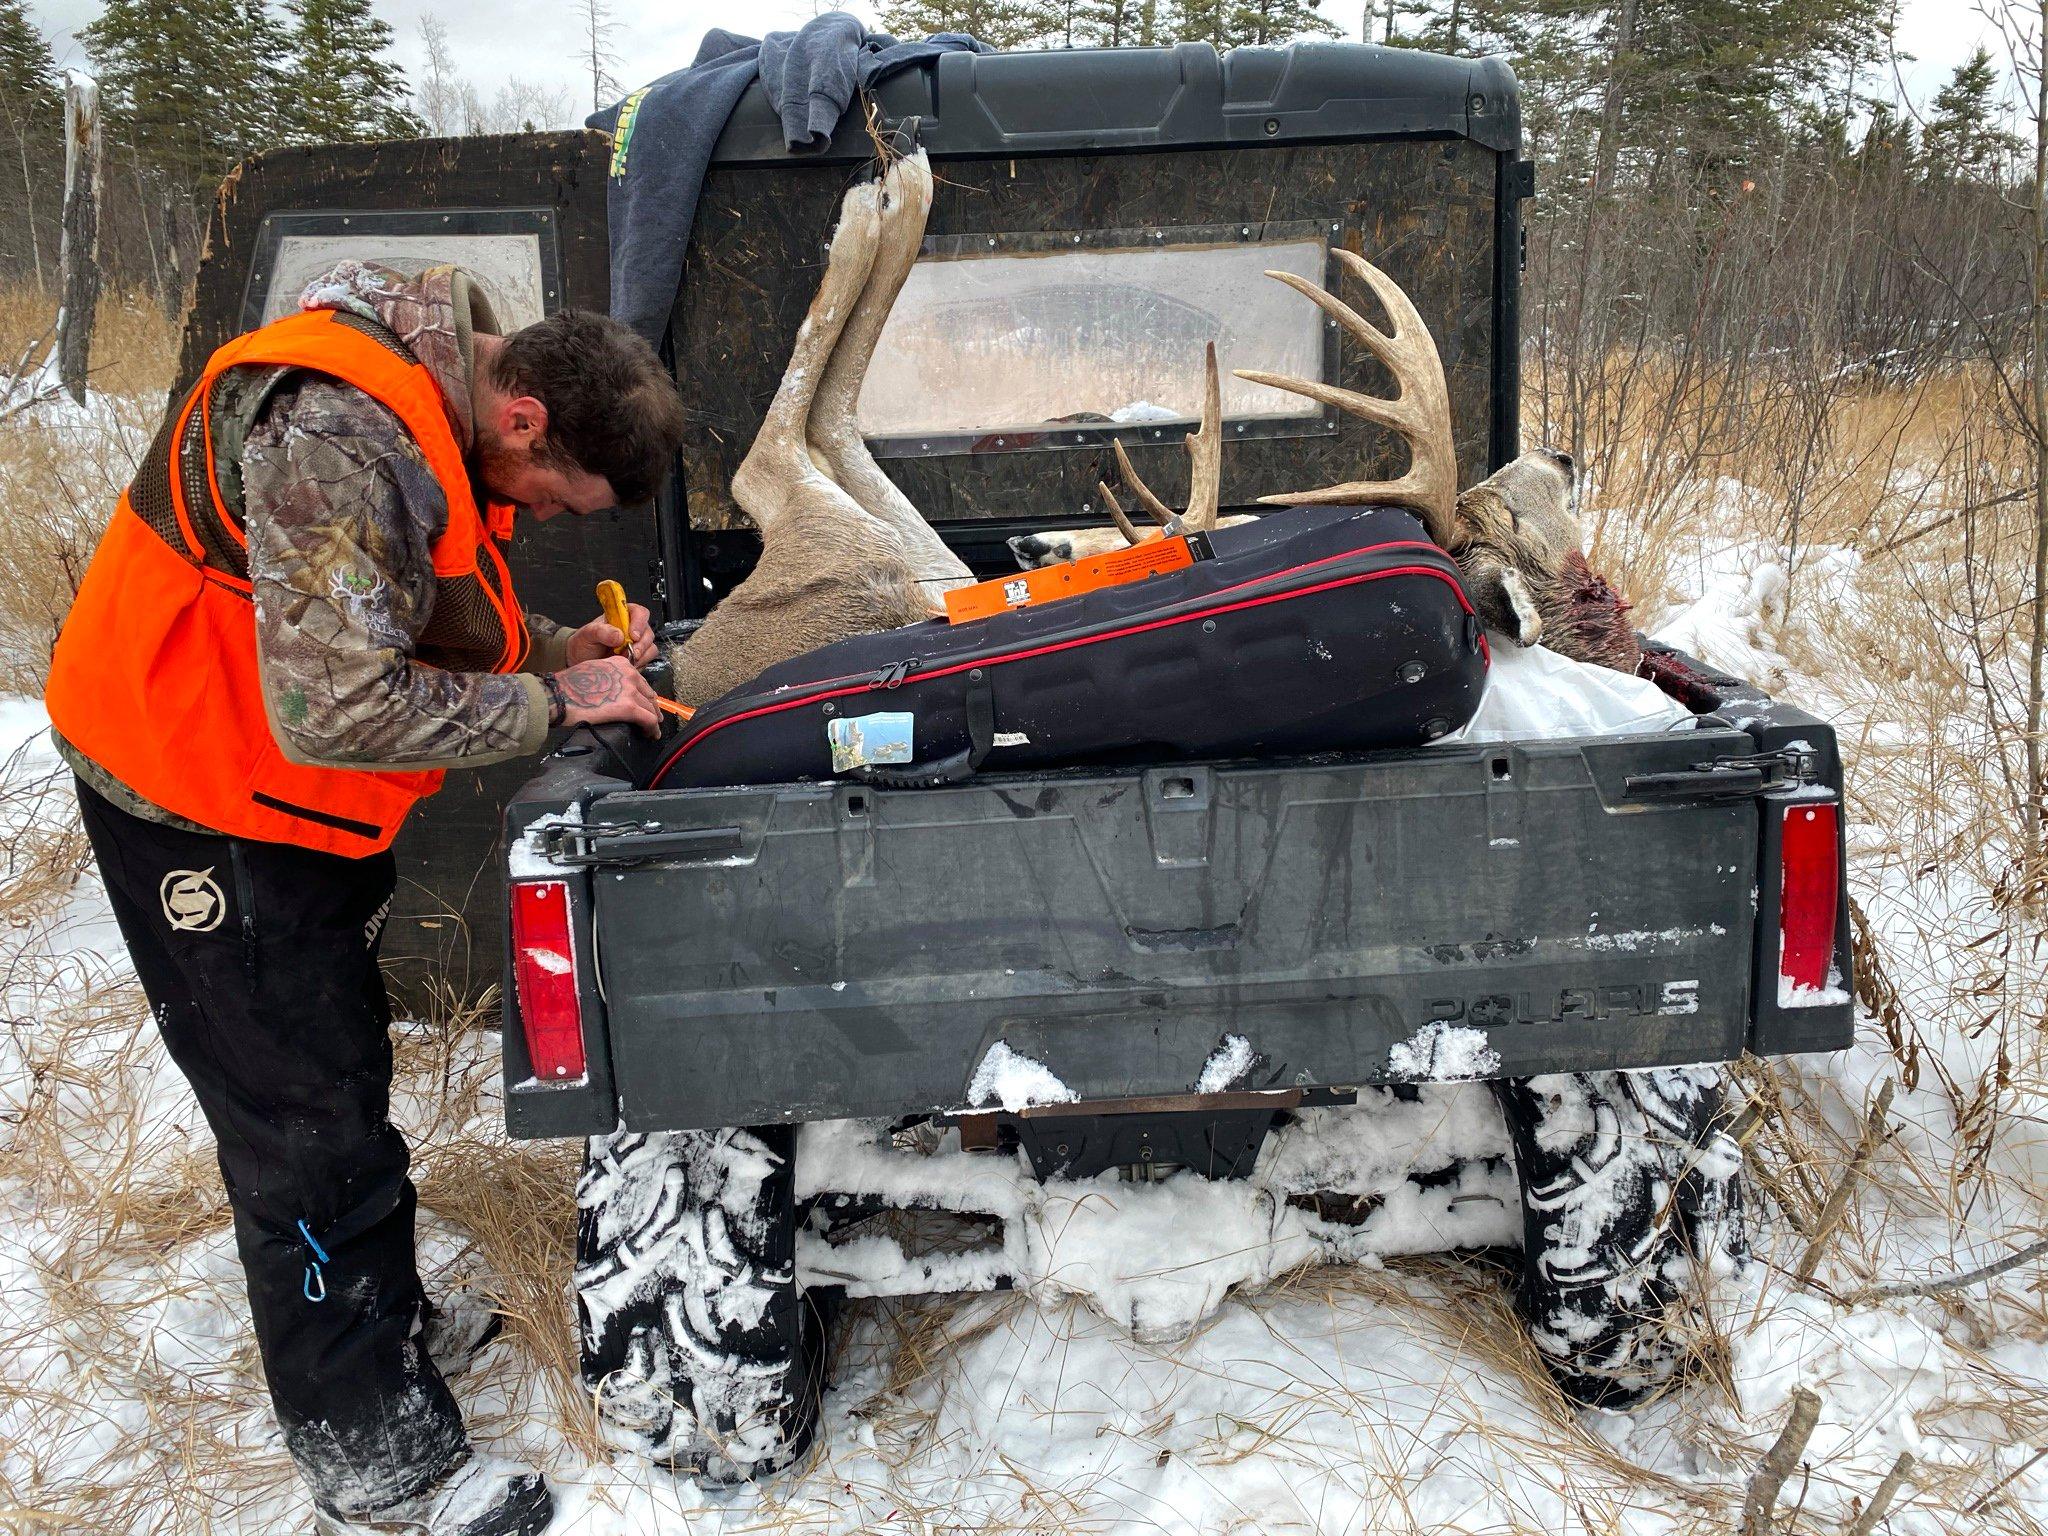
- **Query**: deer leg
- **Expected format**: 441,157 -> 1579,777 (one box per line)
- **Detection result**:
672,177 -> 935,706
729,179 -> 885,541
806,150 -> 972,593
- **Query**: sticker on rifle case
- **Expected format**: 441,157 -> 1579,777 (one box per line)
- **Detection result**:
828,712 -> 915,773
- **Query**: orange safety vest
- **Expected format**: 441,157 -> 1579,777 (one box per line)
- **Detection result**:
48,308 -> 530,855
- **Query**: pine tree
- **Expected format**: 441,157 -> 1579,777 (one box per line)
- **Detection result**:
1228,0 -> 1339,45
281,0 -> 421,144
0,0 -> 58,285
83,0 -> 292,186
1501,0 -> 1890,188
880,0 -> 1064,49
1166,0 -> 1232,45
1384,0 -> 1530,53
1067,0 -> 1162,45
1857,99 -> 1914,169
1923,47 -> 2017,184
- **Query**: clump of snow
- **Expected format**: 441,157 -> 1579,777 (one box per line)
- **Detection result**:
1386,1022 -> 1501,1081
1778,977 -> 1852,1008
1193,1032 -> 1256,1092
503,805 -> 580,879
965,1040 -> 1079,1112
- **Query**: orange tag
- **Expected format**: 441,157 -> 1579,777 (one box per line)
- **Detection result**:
944,535 -> 1199,624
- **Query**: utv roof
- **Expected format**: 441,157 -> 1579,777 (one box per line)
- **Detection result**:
705,41 -> 1521,163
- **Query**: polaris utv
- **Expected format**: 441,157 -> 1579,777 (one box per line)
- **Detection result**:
183,40 -> 1851,1479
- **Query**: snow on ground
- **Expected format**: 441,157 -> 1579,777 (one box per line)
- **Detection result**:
4,474 -> 2048,1530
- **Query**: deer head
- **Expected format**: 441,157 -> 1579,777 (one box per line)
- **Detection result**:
1243,252 -> 1611,658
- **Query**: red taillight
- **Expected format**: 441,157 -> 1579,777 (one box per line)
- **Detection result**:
510,880 -> 587,1081
1779,800 -> 1841,1001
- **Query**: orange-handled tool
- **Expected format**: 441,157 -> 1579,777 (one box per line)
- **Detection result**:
595,579 -> 695,721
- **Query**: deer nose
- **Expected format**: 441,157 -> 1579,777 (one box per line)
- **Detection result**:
1007,534 -> 1047,568
1544,448 -> 1576,480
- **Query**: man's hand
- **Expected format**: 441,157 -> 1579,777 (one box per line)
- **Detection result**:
545,657 -> 661,736
566,603 -> 655,667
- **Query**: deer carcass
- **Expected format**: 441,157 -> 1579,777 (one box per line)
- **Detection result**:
669,151 -> 971,708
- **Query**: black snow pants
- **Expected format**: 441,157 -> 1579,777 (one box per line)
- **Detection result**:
75,779 -> 468,1517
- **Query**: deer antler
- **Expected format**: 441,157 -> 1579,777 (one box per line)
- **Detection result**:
1183,341 -> 1222,533
1233,250 -> 1457,549
1096,481 -> 1147,545
1099,343 -> 1225,538
1109,439 -> 1175,527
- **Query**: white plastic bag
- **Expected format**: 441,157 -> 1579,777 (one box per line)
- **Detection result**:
1440,638 -> 1692,745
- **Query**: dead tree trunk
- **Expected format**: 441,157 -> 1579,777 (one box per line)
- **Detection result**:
56,70 -> 103,407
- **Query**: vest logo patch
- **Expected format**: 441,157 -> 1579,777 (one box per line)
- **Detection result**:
160,868 -> 226,933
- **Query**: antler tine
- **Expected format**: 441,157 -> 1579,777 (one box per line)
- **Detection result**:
1109,438 -> 1176,526
1183,342 -> 1222,533
1232,252 -> 1458,549
1096,481 -> 1147,546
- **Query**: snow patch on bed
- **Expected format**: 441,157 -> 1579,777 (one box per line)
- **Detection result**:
1386,1022 -> 1501,1081
504,805 -> 581,880
966,1041 -> 1079,1112
1193,1033 -> 1256,1092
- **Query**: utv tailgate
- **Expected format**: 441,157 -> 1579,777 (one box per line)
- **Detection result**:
509,725 -> 1818,1135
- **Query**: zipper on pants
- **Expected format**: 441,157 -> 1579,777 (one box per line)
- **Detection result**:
227,838 -> 259,987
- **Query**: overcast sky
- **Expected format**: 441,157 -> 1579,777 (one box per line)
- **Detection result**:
23,0 -> 2015,128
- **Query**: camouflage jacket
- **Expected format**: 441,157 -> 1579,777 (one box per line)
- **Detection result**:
63,261 -> 577,833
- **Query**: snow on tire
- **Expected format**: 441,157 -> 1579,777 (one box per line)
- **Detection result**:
573,1125 -> 828,1482
1493,1065 -> 1749,1406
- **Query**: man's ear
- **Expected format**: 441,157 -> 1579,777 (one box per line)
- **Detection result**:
494,394 -> 550,448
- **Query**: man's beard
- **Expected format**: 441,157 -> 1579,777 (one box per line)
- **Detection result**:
473,427 -> 523,501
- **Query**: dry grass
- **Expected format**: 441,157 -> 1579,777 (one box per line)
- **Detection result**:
0,284 -> 181,401
0,288 -> 177,696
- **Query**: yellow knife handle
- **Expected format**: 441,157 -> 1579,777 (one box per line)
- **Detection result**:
595,580 -> 633,654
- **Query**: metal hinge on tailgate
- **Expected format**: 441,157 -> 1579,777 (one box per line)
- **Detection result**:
1622,745 -> 1818,804
540,821 -> 743,867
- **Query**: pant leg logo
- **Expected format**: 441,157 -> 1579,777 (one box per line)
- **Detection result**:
160,867 -> 226,932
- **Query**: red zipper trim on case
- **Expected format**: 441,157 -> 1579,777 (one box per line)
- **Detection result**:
647,559 -> 1483,789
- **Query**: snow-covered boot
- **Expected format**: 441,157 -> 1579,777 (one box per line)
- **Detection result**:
310,1454 -> 552,1536
420,1291 -> 505,1380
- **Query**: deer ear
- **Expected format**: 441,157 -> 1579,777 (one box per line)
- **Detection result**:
1499,567 -> 1544,646
1461,557 -> 1526,645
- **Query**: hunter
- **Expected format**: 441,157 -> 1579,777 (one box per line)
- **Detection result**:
45,260 -> 686,1535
